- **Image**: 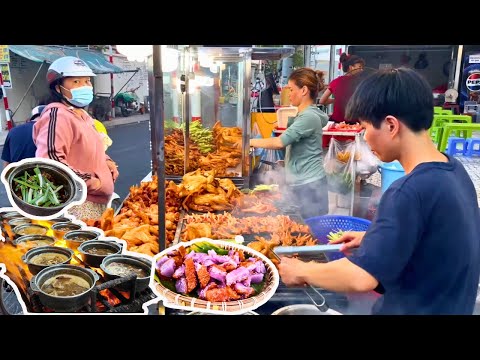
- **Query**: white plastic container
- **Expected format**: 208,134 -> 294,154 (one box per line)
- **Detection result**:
276,106 -> 298,129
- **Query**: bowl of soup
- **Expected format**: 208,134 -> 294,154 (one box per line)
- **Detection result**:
12,224 -> 49,239
63,230 -> 99,250
30,264 -> 99,312
100,254 -> 151,293
22,246 -> 73,275
13,235 -> 56,248
78,240 -> 122,268
51,222 -> 82,241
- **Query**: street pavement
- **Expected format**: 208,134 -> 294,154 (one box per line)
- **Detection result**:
0,114 -> 151,207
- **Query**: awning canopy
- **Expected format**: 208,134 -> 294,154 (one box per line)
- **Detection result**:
8,45 -> 136,74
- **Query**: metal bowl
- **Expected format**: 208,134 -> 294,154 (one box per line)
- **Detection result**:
77,240 -> 122,268
1,211 -> 23,221
22,246 -> 74,275
34,217 -> 73,228
100,254 -> 151,293
12,223 -> 49,239
51,222 -> 82,241
7,162 -> 84,217
63,230 -> 99,251
30,264 -> 99,312
13,235 -> 56,248
8,217 -> 32,228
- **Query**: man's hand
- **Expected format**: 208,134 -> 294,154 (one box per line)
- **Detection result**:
329,231 -> 366,254
106,159 -> 119,182
278,257 -> 309,287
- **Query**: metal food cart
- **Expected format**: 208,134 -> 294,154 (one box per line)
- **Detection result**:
147,46 -> 294,252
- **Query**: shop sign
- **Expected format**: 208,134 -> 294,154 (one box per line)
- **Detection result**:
0,46 -> 10,63
0,63 -> 12,89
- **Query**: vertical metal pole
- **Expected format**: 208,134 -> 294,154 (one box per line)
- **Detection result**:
328,45 -> 336,84
454,45 -> 464,92
281,45 -> 294,88
149,45 -> 166,252
242,50 -> 252,183
109,45 -> 115,119
184,73 -> 190,174
304,45 -> 311,68
328,45 -> 337,114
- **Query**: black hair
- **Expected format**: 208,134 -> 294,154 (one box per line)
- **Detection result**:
48,78 -> 65,103
340,53 -> 365,73
265,72 -> 279,95
345,67 -> 434,132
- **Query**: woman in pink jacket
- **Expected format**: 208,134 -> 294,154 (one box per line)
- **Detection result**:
33,56 -> 119,220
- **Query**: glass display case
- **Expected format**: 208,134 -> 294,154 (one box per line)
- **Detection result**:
160,46 -> 252,187
160,46 -> 294,188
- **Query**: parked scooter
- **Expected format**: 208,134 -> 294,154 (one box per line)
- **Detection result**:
114,91 -> 141,117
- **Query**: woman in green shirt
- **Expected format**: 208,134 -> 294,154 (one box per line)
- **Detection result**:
250,67 -> 329,219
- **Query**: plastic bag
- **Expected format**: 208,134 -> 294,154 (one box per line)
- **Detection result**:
355,137 -> 380,177
324,138 -> 355,194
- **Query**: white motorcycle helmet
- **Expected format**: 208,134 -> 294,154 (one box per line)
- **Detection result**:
47,56 -> 96,86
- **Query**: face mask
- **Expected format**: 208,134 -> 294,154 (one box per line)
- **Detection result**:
62,85 -> 94,107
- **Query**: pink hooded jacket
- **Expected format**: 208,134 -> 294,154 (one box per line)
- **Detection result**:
33,103 -> 114,204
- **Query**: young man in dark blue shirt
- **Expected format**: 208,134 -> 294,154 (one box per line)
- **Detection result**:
1,105 -> 45,167
279,68 -> 480,315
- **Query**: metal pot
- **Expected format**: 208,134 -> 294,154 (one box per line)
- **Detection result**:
8,217 -> 32,227
30,264 -> 99,312
51,222 -> 82,241
1,211 -> 23,221
8,217 -> 32,228
34,217 -> 72,228
100,254 -> 151,293
63,230 -> 98,250
78,240 -> 122,268
13,235 -> 55,248
22,246 -> 74,275
272,304 -> 342,315
7,162 -> 84,217
12,224 -> 49,239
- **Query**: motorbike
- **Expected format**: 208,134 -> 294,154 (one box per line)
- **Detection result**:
114,91 -> 143,117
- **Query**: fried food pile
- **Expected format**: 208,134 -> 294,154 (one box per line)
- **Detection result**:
231,191 -> 281,216
177,169 -> 243,212
165,129 -> 203,175
86,177 -> 181,257
182,213 -> 315,245
165,121 -> 243,177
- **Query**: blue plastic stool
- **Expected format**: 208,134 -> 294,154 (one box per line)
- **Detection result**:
446,137 -> 468,156
465,138 -> 480,157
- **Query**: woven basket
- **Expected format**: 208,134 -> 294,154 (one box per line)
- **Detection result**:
151,238 -> 280,315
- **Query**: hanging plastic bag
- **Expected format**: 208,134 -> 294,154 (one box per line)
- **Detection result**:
324,138 -> 356,194
354,137 -> 380,178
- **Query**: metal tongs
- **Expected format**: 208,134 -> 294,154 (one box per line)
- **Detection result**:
271,251 -> 329,312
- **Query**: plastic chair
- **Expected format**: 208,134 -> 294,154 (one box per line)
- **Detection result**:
465,138 -> 480,157
434,106 -> 453,115
446,137 -> 468,156
428,126 -> 443,144
438,123 -> 480,152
